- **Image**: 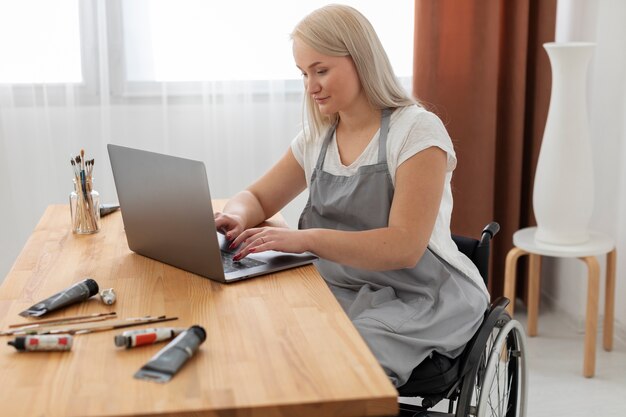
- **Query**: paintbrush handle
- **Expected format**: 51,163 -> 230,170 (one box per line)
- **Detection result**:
71,317 -> 179,335
6,315 -> 117,334
70,174 -> 100,234
8,312 -> 116,328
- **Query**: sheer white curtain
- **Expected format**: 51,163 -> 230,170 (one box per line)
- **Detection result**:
0,0 -> 414,280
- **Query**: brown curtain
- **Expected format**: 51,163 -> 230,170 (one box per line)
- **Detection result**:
413,0 -> 556,298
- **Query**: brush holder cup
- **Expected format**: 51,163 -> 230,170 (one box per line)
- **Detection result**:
70,177 -> 100,234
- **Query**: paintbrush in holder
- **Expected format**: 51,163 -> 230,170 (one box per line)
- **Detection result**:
69,149 -> 100,234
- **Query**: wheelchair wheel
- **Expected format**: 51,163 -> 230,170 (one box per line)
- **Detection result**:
455,313 -> 528,417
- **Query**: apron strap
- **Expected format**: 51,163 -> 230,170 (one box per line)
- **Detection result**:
378,108 -> 392,164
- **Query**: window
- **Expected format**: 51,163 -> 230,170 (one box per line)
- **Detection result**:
0,0 -> 82,84
0,0 -> 414,98
120,0 -> 414,82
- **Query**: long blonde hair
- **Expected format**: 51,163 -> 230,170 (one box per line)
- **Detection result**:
291,4 -> 417,140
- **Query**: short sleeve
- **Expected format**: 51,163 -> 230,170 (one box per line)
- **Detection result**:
290,130 -> 306,169
395,110 -> 457,173
289,128 -> 321,186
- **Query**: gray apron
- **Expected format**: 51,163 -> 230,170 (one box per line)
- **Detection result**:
298,109 -> 487,387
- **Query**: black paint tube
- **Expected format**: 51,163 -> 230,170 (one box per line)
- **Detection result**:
134,325 -> 206,383
19,278 -> 99,317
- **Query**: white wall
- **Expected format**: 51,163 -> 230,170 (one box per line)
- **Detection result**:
542,0 -> 626,342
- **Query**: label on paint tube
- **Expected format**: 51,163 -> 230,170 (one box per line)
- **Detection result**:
114,327 -> 185,348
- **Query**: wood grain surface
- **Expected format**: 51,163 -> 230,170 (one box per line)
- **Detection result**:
0,204 -> 397,417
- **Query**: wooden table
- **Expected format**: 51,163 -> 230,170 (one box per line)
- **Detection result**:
0,205 -> 397,417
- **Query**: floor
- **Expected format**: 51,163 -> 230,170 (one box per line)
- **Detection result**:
516,303 -> 626,417
400,301 -> 626,416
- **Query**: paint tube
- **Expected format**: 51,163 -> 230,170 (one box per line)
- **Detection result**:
19,278 -> 99,317
8,334 -> 73,352
114,327 -> 185,348
134,325 -> 206,383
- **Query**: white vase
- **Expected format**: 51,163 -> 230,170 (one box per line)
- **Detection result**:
533,42 -> 595,245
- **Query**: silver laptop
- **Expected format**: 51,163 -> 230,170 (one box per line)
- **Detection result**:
107,144 -> 317,282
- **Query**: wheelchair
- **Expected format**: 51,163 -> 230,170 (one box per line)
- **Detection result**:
397,222 -> 528,417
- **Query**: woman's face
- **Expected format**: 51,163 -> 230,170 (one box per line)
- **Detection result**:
293,38 -> 364,115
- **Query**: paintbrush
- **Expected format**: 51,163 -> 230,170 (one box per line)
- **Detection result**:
8,312 -> 117,328
3,315 -> 118,336
71,151 -> 98,231
70,158 -> 83,230
84,158 -> 97,230
73,154 -> 90,228
36,316 -> 179,335
71,316 -> 179,335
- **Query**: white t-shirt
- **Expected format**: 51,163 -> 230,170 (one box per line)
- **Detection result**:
290,105 -> 489,299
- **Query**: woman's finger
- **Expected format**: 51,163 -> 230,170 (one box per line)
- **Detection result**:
215,213 -> 246,241
233,235 -> 271,261
230,227 -> 262,249
231,229 -> 271,255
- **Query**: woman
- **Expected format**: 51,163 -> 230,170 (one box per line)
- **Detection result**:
214,4 -> 488,388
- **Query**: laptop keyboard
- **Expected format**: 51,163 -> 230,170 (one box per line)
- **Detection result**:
221,251 -> 266,273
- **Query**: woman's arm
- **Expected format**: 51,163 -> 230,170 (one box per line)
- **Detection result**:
214,148 -> 307,238
233,146 -> 448,270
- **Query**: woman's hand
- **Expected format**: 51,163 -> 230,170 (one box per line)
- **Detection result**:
214,212 -> 245,241
213,149 -> 307,245
230,227 -> 311,261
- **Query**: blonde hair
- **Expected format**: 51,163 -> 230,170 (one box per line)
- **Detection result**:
291,4 -> 417,140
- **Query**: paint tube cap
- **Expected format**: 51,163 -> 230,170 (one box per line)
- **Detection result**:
7,337 -> 26,351
114,334 -> 129,348
100,288 -> 116,305
83,278 -> 99,297
189,325 -> 206,343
